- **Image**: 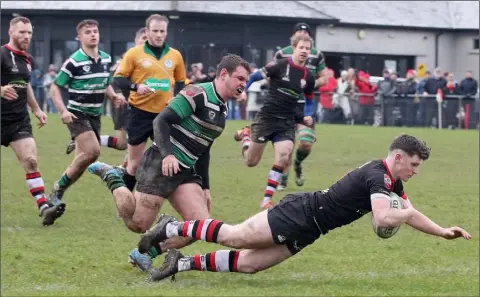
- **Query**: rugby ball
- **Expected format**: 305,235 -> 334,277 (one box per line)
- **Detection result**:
372,192 -> 403,239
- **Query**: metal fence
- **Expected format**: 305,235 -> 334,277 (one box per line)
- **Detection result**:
242,90 -> 479,130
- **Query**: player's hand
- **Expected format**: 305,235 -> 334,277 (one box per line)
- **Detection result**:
60,110 -> 78,124
111,93 -> 126,108
162,155 -> 180,176
34,109 -> 47,128
1,85 -> 18,100
203,189 -> 211,214
303,116 -> 313,126
315,76 -> 327,88
137,84 -> 154,96
441,226 -> 472,240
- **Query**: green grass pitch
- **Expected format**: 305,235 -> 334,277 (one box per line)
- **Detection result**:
1,114 -> 478,296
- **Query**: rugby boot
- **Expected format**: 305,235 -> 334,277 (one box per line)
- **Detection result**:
39,202 -> 66,226
277,175 -> 288,191
47,182 -> 65,207
88,161 -> 119,181
128,248 -> 153,272
233,125 -> 250,142
138,214 -> 177,254
65,139 -> 75,155
294,163 -> 305,186
147,249 -> 184,282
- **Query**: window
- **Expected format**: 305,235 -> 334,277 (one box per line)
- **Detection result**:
474,38 -> 479,50
51,40 -> 79,68
51,40 -> 106,69
29,40 -> 44,70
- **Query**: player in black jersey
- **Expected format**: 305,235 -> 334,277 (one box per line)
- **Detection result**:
1,16 -> 65,225
274,23 -> 327,190
138,134 -> 471,282
234,34 -> 316,209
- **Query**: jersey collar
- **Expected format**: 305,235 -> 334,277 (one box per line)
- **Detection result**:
143,41 -> 170,59
382,159 -> 396,184
5,44 -> 29,58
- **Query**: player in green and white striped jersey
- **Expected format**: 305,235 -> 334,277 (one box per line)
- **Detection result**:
47,19 -> 125,221
88,54 -> 251,272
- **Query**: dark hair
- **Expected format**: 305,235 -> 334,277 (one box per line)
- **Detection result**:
76,19 -> 99,34
145,14 -> 169,29
10,16 -> 31,27
216,54 -> 251,77
389,134 -> 431,160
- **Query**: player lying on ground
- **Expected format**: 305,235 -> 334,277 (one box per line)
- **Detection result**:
87,54 -> 251,272
234,34 -> 316,209
138,134 -> 472,281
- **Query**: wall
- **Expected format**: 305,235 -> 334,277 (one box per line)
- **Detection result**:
453,33 -> 479,80
315,25 -> 479,80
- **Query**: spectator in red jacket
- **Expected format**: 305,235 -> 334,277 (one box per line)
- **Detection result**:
355,71 -> 376,125
318,68 -> 337,123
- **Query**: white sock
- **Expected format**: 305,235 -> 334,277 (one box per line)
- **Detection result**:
100,135 -> 109,147
165,222 -> 179,238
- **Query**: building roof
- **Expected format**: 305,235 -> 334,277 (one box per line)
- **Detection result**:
1,0 -> 478,30
299,1 -> 479,30
0,1 -> 336,21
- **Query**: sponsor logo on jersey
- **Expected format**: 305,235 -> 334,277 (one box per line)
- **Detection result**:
208,110 -> 216,120
384,174 -> 392,190
144,78 -> 170,92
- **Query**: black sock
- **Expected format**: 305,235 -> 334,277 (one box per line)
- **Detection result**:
122,171 -> 136,191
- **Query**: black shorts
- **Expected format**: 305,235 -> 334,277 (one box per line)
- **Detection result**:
1,115 -> 33,147
267,193 -> 321,255
67,110 -> 101,141
126,105 -> 158,146
111,104 -> 129,131
135,146 -> 202,198
250,113 -> 296,144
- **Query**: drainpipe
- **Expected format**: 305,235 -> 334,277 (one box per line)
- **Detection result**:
434,31 -> 443,67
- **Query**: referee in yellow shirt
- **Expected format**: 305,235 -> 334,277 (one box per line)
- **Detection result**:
112,14 -> 186,191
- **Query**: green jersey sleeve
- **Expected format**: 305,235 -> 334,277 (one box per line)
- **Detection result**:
55,59 -> 74,87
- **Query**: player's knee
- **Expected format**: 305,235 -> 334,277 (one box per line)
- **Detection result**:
244,154 -> 260,167
217,226 -> 246,249
237,250 -> 265,274
85,148 -> 100,164
298,141 -> 313,152
116,139 -> 127,150
276,150 -> 291,166
24,156 -> 38,172
131,217 -> 151,233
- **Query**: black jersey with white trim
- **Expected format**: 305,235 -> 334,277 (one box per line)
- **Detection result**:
311,159 -> 408,234
1,45 -> 35,123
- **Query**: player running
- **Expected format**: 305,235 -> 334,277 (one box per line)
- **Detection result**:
47,19 -> 125,215
87,54 -> 251,272
110,14 -> 186,193
274,22 -> 327,190
138,134 -> 472,282
65,28 -> 148,162
1,16 -> 63,225
235,34 -> 316,209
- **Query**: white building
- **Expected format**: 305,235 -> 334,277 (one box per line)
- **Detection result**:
1,1 -> 478,79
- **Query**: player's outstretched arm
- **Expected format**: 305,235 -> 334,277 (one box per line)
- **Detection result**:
405,206 -> 472,240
